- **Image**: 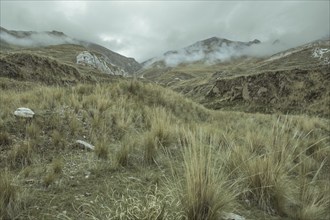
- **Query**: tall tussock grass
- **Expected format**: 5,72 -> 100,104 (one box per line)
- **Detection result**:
0,172 -> 26,220
226,116 -> 330,218
0,78 -> 329,219
170,129 -> 237,220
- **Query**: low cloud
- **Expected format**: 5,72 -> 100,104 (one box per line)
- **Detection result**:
1,1 -> 329,61
0,31 -> 79,47
162,43 -> 242,67
146,35 -> 328,67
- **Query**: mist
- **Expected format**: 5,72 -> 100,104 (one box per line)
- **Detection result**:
146,38 -> 309,67
0,31 -> 79,47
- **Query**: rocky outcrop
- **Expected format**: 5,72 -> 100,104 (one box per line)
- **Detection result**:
205,67 -> 330,117
76,51 -> 127,76
85,43 -> 141,74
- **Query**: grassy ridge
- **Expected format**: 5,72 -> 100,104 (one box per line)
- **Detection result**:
0,79 -> 329,219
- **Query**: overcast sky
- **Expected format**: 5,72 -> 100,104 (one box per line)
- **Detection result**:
1,1 -> 329,62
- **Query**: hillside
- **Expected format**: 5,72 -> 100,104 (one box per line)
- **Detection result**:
0,28 -> 329,220
1,78 -> 329,220
142,36 -> 261,67
0,27 -> 142,75
139,38 -> 330,117
205,67 -> 330,117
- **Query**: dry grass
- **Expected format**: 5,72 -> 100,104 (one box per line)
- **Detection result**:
0,171 -> 26,219
7,140 -> 35,169
174,130 -> 236,220
94,140 -> 109,160
0,132 -> 11,147
115,143 -> 130,167
0,78 -> 328,219
52,158 -> 63,174
224,116 -> 330,218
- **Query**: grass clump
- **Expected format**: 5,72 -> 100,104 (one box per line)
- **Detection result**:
52,158 -> 63,174
142,131 -> 158,165
95,140 -> 109,160
25,122 -> 41,140
42,172 -> 56,188
115,143 -> 131,167
0,132 -> 11,147
294,179 -> 330,220
42,158 -> 63,187
173,130 -> 236,220
225,116 -> 330,218
51,129 -> 66,149
0,172 -> 25,219
7,141 -> 35,169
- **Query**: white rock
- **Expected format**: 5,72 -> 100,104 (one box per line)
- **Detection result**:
221,212 -> 245,220
76,51 -> 128,76
75,140 -> 95,151
14,107 -> 35,118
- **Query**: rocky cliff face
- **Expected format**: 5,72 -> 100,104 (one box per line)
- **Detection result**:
85,43 -> 141,75
205,67 -> 330,117
76,51 -> 127,76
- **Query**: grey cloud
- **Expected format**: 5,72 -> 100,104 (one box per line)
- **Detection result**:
1,1 -> 329,62
0,31 -> 79,47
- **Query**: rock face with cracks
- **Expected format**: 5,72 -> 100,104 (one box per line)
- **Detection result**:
76,51 -> 127,76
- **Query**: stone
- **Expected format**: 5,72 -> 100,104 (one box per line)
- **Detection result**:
75,140 -> 95,151
221,212 -> 245,220
257,87 -> 268,96
212,86 -> 220,94
242,83 -> 250,101
14,107 -> 35,118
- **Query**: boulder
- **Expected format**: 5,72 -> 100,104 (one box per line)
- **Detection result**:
221,212 -> 245,220
14,107 -> 35,118
75,140 -> 95,151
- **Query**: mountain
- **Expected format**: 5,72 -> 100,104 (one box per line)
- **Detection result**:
139,37 -> 330,117
0,27 -> 141,75
142,37 -> 261,67
1,27 -> 329,220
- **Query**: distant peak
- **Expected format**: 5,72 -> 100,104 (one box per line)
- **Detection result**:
48,30 -> 66,37
0,26 -> 9,33
199,37 -> 231,45
272,39 -> 280,45
247,39 -> 261,46
250,39 -> 261,44
207,36 -> 221,41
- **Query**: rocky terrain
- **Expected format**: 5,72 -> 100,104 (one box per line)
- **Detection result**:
0,27 -> 141,76
0,27 -> 329,220
140,38 -> 330,117
142,37 -> 261,67
205,67 -> 330,116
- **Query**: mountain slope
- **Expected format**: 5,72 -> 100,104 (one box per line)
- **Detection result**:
205,66 -> 330,117
139,37 -> 330,117
0,27 -> 142,75
142,36 -> 260,68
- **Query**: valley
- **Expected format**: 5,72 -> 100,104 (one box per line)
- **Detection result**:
0,27 -> 329,220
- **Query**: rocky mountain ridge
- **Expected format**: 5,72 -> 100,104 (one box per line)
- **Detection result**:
0,26 -> 141,75
142,37 -> 261,67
